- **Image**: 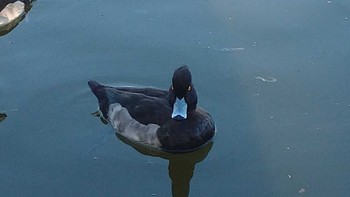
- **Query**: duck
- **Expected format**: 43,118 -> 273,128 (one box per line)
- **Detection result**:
88,65 -> 216,152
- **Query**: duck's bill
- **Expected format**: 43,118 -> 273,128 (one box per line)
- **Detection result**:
171,98 -> 187,120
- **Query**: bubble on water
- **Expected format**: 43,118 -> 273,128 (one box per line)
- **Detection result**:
146,159 -> 154,165
219,47 -> 244,53
255,76 -> 277,83
195,40 -> 202,44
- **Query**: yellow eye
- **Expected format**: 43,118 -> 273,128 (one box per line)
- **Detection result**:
188,86 -> 191,91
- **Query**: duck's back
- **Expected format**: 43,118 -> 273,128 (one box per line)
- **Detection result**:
88,80 -> 172,125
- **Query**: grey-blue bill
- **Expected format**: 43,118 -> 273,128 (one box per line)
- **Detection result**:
171,97 -> 187,120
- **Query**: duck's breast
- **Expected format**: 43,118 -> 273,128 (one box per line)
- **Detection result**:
157,108 -> 216,152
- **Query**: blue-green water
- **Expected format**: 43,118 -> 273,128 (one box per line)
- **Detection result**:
1,0 -> 350,196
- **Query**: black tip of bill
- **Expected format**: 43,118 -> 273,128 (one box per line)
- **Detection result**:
172,115 -> 186,121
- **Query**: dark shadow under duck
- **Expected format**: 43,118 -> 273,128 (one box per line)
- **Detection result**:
88,65 -> 216,152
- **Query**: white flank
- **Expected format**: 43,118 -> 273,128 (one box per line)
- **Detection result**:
108,103 -> 161,148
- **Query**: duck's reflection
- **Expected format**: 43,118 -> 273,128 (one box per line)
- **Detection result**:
117,134 -> 213,197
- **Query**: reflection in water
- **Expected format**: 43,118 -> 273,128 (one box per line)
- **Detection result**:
118,134 -> 213,197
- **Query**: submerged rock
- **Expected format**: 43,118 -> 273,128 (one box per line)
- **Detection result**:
0,0 -> 32,11
0,0 -> 33,35
0,1 -> 24,32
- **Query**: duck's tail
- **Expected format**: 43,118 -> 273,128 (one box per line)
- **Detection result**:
88,80 -> 109,119
88,80 -> 102,95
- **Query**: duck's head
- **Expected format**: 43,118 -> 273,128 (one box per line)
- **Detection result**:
169,65 -> 198,120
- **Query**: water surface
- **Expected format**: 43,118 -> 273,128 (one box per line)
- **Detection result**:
1,0 -> 350,196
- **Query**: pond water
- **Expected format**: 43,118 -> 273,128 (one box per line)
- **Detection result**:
1,0 -> 350,196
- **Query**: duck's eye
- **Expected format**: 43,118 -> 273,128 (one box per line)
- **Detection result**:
188,86 -> 191,91
171,86 -> 174,90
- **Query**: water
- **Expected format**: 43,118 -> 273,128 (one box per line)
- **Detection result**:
1,0 -> 350,196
